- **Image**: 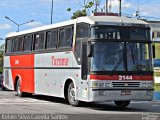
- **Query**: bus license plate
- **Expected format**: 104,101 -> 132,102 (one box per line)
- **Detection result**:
121,91 -> 131,96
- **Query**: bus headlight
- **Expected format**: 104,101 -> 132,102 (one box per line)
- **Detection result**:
99,83 -> 105,88
142,83 -> 147,87
142,83 -> 153,88
92,82 -> 99,88
147,83 -> 153,87
92,82 -> 112,88
105,83 -> 112,87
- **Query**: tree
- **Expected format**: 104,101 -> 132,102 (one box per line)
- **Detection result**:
0,51 -> 3,73
67,0 -> 95,19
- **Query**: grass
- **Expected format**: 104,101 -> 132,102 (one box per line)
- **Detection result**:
153,43 -> 160,92
154,83 -> 160,91
155,43 -> 160,59
154,72 -> 160,76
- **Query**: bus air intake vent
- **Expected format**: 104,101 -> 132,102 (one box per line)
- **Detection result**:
112,82 -> 140,88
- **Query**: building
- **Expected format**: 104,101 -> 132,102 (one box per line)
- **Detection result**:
0,43 -> 5,52
147,21 -> 160,100
147,21 -> 160,42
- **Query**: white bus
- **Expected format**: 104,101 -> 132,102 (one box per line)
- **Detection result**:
4,16 -> 154,107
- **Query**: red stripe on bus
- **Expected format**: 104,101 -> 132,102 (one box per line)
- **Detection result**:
10,54 -> 35,93
90,75 -> 153,81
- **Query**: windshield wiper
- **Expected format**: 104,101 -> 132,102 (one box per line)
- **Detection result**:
130,47 -> 141,72
110,56 -> 124,75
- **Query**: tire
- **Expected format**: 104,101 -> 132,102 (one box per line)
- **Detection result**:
16,80 -> 25,97
67,82 -> 79,106
114,101 -> 130,108
1,86 -> 6,91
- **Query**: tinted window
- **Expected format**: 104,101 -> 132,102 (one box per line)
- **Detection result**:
66,27 -> 72,47
59,29 -> 65,47
46,30 -> 58,49
6,39 -> 12,53
34,34 -> 39,50
13,37 -> 23,52
39,33 -> 45,49
51,30 -> 58,48
91,26 -> 150,40
59,27 -> 73,48
34,33 -> 45,50
17,37 -> 23,52
23,35 -> 33,51
75,40 -> 81,64
81,42 -> 88,80
46,31 -> 51,49
13,37 -> 18,52
77,24 -> 90,38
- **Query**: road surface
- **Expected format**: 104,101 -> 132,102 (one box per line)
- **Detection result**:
0,88 -> 159,120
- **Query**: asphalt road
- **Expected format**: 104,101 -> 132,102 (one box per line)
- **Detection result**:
0,88 -> 159,120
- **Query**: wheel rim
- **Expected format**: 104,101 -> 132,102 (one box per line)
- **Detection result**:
69,87 -> 76,103
17,81 -> 21,95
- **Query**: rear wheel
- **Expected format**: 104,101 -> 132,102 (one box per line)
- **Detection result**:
67,82 -> 79,106
1,86 -> 6,91
16,79 -> 25,97
114,101 -> 130,108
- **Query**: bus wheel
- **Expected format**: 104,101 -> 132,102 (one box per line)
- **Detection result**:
114,101 -> 130,108
67,82 -> 79,106
16,80 -> 25,97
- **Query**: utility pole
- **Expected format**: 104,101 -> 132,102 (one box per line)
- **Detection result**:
106,0 -> 108,13
95,0 -> 99,12
136,0 -> 140,18
5,16 -> 34,32
119,0 -> 122,16
51,0 -> 53,24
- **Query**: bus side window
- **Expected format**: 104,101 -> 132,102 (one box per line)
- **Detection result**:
46,30 -> 58,49
34,34 -> 40,50
59,29 -> 65,48
66,27 -> 73,47
46,31 -> 51,49
5,39 -> 12,53
17,37 -> 23,52
51,30 -> 58,48
13,37 -> 18,52
59,26 -> 73,48
39,33 -> 45,50
23,35 -> 33,51
77,24 -> 90,38
33,33 -> 45,50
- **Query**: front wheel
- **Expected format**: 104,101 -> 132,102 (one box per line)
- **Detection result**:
114,101 -> 130,108
67,82 -> 79,106
16,80 -> 25,97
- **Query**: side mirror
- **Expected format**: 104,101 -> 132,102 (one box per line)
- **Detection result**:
152,44 -> 155,58
87,42 -> 93,57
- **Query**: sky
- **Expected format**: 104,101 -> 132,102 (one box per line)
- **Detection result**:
0,0 -> 160,45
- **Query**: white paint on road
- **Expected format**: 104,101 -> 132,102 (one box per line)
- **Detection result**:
0,98 -> 50,104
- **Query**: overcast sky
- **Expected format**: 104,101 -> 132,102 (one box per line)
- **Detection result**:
0,0 -> 160,45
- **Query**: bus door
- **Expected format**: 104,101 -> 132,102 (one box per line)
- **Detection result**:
79,41 -> 90,101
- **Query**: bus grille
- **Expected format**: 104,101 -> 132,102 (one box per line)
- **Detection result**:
112,82 -> 140,88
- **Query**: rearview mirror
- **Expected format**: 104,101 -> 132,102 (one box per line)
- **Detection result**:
87,42 -> 93,57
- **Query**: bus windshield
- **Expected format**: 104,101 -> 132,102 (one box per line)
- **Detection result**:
91,42 -> 152,72
91,26 -> 150,40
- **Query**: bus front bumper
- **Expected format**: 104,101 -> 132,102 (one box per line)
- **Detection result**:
88,89 -> 154,102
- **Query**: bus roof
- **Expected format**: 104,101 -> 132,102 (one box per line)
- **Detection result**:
6,16 -> 148,38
